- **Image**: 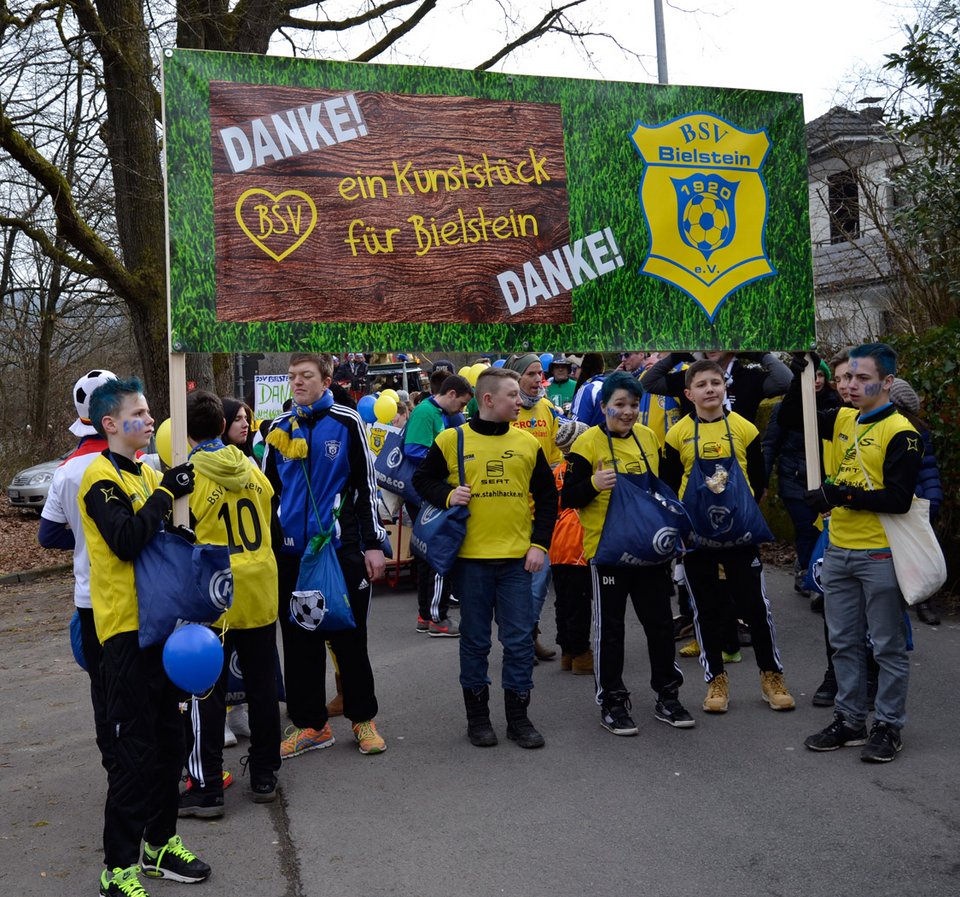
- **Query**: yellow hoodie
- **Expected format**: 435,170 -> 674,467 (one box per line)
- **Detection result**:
190,445 -> 278,630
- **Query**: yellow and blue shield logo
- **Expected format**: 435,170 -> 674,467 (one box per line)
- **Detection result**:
630,112 -> 776,321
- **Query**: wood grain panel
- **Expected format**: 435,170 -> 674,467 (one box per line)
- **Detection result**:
210,83 -> 571,324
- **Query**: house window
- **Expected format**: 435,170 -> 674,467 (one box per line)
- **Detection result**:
828,170 -> 860,243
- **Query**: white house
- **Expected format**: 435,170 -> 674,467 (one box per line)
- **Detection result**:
806,105 -> 909,348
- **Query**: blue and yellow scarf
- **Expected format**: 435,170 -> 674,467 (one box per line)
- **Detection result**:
266,392 -> 334,459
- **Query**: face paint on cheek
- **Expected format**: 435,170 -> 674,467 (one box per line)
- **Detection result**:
606,407 -> 619,418
864,383 -> 882,396
122,420 -> 143,433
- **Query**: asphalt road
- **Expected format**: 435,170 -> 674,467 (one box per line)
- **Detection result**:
2,567 -> 958,897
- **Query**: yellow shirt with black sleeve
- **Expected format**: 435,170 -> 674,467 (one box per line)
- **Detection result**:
189,446 -> 278,630
512,396 -> 562,467
662,412 -> 763,499
412,418 -> 558,560
561,423 -> 663,559
79,451 -> 174,644
827,405 -> 922,550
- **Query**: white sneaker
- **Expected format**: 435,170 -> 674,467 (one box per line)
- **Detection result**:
224,720 -> 238,748
227,704 -> 251,737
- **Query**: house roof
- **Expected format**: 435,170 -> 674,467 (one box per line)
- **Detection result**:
807,106 -> 889,157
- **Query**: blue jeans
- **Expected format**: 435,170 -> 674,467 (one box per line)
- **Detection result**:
531,555 -> 552,623
451,558 -> 535,693
822,544 -> 909,729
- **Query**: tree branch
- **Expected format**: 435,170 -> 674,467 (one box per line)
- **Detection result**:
474,0 -> 587,72
0,112 -> 147,303
283,0 -> 423,33
352,0 -> 438,62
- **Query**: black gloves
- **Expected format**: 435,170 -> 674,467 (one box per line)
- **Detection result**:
160,462 -> 195,498
804,483 -> 862,512
169,524 -> 197,544
790,351 -> 822,377
804,484 -> 839,513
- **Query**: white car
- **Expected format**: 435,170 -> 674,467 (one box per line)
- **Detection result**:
7,455 -> 66,511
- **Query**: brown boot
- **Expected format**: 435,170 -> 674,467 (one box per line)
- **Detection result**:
560,653 -> 573,671
326,673 -> 343,717
534,625 -> 556,661
571,650 -> 594,675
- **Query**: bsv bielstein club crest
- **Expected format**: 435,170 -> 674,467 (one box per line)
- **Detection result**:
630,112 -> 776,320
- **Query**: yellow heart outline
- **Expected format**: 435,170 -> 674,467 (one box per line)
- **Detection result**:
234,188 -> 318,262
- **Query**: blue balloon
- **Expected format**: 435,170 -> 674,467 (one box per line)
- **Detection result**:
492,359 -> 506,368
163,623 -> 224,694
357,394 -> 377,423
539,353 -> 553,369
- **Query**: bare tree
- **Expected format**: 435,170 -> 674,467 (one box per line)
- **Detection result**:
0,1 -> 642,420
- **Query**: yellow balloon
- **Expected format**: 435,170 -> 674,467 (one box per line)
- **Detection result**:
458,366 -> 471,378
467,362 -> 486,386
381,388 -> 400,403
373,394 -> 398,424
154,418 -> 189,468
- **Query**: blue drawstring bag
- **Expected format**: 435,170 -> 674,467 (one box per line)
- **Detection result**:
225,645 -> 287,703
804,518 -> 830,594
592,430 -> 693,567
135,527 -> 234,648
291,535 -> 354,631
683,417 -> 773,550
411,427 -> 469,576
69,609 -> 88,671
290,486 -> 354,632
374,427 -> 422,505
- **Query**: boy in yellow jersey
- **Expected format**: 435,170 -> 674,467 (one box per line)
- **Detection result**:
505,353 -> 563,661
787,345 -> 923,763
178,391 -> 281,817
562,372 -> 694,735
661,360 -> 796,715
78,378 -> 210,897
414,368 -> 557,749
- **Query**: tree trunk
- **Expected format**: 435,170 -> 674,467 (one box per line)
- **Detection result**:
92,0 -> 169,414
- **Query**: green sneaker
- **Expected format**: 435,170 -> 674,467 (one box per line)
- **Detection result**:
722,650 -> 743,663
141,834 -> 211,883
99,866 -> 149,897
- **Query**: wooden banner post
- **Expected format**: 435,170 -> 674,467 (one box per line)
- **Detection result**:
802,352 -> 822,491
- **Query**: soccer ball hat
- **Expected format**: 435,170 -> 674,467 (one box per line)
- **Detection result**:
69,369 -> 118,437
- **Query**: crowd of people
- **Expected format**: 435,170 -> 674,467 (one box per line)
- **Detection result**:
40,342 -> 941,895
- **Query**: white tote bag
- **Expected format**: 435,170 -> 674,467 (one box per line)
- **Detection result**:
877,498 -> 947,605
856,439 -> 947,605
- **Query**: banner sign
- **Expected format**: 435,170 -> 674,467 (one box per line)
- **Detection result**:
253,374 -> 290,419
163,49 -> 815,353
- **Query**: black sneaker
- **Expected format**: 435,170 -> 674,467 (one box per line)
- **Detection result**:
250,773 -> 279,803
812,669 -> 838,707
655,696 -> 696,728
600,702 -> 638,736
177,787 -> 224,819
141,835 -> 211,883
672,616 -> 694,641
804,713 -> 868,751
860,721 -> 903,763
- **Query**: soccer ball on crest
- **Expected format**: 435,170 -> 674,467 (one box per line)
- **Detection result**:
682,193 -> 731,255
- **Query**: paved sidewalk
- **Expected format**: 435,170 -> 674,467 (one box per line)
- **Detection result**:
2,569 -> 958,897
